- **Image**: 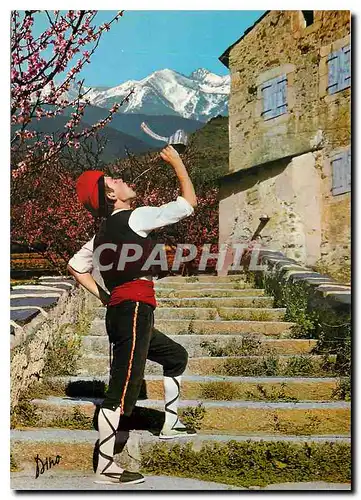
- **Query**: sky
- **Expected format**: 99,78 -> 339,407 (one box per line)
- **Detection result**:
35,10 -> 265,88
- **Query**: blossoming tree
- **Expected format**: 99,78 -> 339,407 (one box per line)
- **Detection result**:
10,10 -> 130,270
11,10 -> 131,171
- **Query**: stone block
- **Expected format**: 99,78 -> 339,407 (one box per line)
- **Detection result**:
10,308 -> 41,324
11,296 -> 60,309
10,286 -> 87,409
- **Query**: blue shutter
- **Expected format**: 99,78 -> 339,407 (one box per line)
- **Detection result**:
332,154 -> 343,195
346,148 -> 351,191
339,45 -> 351,91
275,75 -> 287,115
261,75 -> 287,120
327,45 -> 351,94
327,51 -> 339,94
261,81 -> 276,120
332,149 -> 351,195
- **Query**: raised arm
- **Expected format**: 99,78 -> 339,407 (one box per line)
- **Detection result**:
160,145 -> 197,208
128,145 -> 197,237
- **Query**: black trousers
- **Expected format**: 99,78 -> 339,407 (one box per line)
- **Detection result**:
102,300 -> 188,415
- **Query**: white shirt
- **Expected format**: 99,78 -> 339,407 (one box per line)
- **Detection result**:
68,196 -> 194,274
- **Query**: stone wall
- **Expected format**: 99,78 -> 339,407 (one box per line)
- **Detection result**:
219,10 -> 351,281
10,278 -> 91,409
257,247 -> 351,307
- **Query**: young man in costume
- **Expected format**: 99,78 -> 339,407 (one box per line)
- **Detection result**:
67,145 -> 197,485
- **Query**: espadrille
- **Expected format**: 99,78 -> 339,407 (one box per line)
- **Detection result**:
94,470 -> 145,485
159,423 -> 197,440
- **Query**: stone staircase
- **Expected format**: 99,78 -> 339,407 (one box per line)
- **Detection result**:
11,274 -> 351,485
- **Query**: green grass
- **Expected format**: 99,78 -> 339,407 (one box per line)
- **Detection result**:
43,325 -> 82,376
185,277 -> 200,283
332,377 -> 351,402
49,408 -> 93,430
200,381 -> 239,401
201,337 -> 264,357
221,310 -> 277,321
141,440 -> 351,488
10,453 -> 19,472
42,308 -> 94,377
218,354 -> 337,377
11,398 -> 40,428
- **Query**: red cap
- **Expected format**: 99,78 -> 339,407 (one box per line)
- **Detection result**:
76,170 -> 104,216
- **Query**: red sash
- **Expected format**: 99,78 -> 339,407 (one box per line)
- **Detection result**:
108,279 -> 156,308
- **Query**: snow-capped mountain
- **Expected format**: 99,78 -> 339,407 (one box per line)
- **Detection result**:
82,68 -> 230,123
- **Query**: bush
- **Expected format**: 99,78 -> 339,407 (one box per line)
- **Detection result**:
284,355 -> 313,376
180,404 -> 206,430
42,309 -> 93,377
50,408 -> 93,430
200,382 -> 238,401
43,325 -> 82,376
220,355 -> 279,377
11,398 -> 39,428
332,378 -> 351,402
245,266 -> 351,399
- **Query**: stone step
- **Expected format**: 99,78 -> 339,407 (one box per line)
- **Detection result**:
11,285 -> 68,294
156,289 -> 265,299
76,354 -> 336,378
155,319 -> 295,336
11,428 -> 351,476
46,374 -> 343,402
89,318 -> 295,337
39,276 -> 75,282
81,335 -> 318,357
11,427 -> 351,444
10,472 -> 245,491
157,297 -> 274,308
26,396 -> 351,436
9,474 -> 352,491
95,307 -> 286,322
141,375 -> 344,402
154,282 -> 252,290
36,281 -> 74,290
157,276 -> 247,283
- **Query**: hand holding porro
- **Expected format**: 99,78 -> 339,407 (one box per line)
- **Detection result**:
132,122 -> 188,182
140,121 -> 188,153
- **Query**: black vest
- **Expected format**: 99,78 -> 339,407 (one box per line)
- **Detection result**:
93,210 -> 158,292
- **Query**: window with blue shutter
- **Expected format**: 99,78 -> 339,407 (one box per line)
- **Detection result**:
331,149 -> 351,196
327,45 -> 351,94
261,75 -> 287,120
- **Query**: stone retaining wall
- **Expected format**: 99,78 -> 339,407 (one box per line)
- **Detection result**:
257,248 -> 351,307
10,277 -> 93,409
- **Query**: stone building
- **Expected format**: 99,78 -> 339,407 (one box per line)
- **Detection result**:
218,10 -> 351,282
